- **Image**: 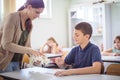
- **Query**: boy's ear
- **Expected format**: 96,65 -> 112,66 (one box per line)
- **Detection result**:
85,34 -> 90,39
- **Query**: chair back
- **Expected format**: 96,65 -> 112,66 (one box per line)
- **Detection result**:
106,64 -> 120,76
21,54 -> 30,68
0,76 -> 4,80
22,54 -> 29,64
101,63 -> 104,74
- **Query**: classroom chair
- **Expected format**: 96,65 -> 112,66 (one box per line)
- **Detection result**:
22,54 -> 30,68
0,76 -> 4,80
101,63 -> 104,74
106,64 -> 120,76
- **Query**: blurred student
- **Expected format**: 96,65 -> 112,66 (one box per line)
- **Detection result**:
0,0 -> 44,72
40,37 -> 62,54
102,35 -> 120,56
55,22 -> 102,76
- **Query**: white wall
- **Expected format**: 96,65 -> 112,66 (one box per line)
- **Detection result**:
111,3 -> 120,43
31,0 -> 70,49
0,0 -> 2,22
102,4 -> 112,50
103,3 -> 120,50
70,0 -> 97,4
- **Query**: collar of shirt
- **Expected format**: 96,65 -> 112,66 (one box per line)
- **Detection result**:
78,42 -> 92,52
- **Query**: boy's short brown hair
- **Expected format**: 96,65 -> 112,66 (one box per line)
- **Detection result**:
75,22 -> 92,39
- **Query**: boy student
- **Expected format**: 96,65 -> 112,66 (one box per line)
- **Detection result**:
55,22 -> 102,76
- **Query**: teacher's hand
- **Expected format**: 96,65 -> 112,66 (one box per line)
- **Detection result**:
32,50 -> 44,56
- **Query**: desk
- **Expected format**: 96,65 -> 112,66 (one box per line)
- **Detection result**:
102,56 -> 120,63
102,56 -> 120,72
0,67 -> 120,80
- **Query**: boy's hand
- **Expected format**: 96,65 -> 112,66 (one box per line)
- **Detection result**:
55,57 -> 65,68
54,70 -> 71,76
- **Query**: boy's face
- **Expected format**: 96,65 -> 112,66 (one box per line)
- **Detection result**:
73,29 -> 88,45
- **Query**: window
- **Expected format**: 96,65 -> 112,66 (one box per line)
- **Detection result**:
40,0 -> 52,18
16,0 -> 52,18
0,0 -> 3,22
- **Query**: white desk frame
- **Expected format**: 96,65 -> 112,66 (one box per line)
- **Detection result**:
102,56 -> 120,63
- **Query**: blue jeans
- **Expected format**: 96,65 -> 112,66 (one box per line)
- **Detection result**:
0,62 -> 20,73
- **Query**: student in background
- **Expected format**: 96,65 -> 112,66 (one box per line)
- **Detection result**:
102,35 -> 120,56
40,37 -> 62,54
55,22 -> 102,76
0,0 -> 44,72
39,37 -> 63,67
